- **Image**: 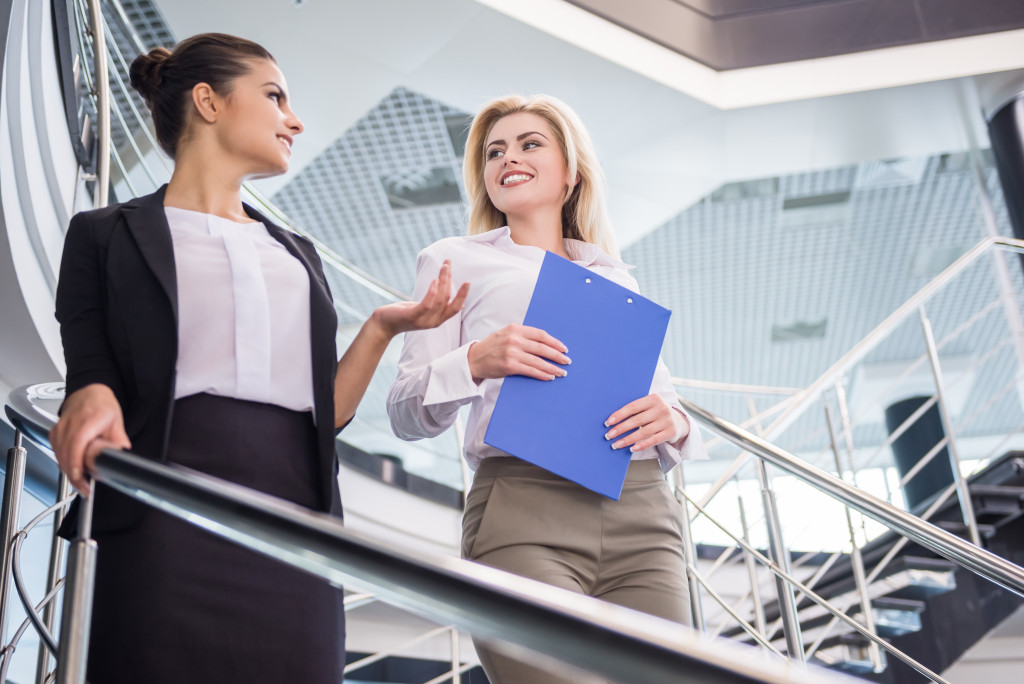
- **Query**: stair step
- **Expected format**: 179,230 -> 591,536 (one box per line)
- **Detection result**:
933,519 -> 998,540
786,596 -> 925,639
864,597 -> 924,638
722,557 -> 953,640
814,632 -> 889,674
969,484 -> 1024,525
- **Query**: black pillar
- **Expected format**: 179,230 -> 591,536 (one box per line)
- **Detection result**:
885,396 -> 955,511
989,91 -> 1024,241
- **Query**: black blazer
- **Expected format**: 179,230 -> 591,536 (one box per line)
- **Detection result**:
56,186 -> 342,533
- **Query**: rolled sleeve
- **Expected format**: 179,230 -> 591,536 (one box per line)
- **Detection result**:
422,342 -> 484,406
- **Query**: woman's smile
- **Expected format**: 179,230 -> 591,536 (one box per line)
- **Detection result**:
500,171 -> 533,187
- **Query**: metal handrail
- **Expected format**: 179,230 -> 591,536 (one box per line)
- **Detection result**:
82,446 -> 851,684
679,397 -> 1024,598
670,378 -> 802,397
4,389 -> 853,684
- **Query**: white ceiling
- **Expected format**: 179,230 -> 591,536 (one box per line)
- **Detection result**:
153,0 -> 1024,248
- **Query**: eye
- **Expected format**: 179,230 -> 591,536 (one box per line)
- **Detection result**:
522,140 -> 541,151
268,91 -> 283,103
486,148 -> 504,160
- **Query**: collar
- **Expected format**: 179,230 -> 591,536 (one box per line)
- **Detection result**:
465,226 -> 634,270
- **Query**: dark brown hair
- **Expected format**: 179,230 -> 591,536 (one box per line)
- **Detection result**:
129,33 -> 274,158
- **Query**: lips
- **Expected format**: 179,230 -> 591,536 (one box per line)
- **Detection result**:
500,171 -> 533,186
277,134 -> 293,151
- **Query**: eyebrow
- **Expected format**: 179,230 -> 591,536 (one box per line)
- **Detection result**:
486,130 -> 549,149
261,81 -> 287,99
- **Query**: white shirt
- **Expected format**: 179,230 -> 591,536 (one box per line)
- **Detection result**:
387,227 -> 707,472
166,207 -> 315,413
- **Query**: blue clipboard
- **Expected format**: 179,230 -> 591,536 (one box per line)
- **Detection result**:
484,252 -> 671,499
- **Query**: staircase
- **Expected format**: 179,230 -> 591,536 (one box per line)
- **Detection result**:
722,452 -> 1024,680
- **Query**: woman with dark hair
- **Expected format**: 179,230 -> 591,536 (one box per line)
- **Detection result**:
48,33 -> 467,683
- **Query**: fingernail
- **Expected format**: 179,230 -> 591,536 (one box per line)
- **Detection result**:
604,418 -> 613,427
604,430 -> 614,440
558,369 -> 567,377
630,445 -> 641,452
564,356 -> 572,365
612,441 -> 623,449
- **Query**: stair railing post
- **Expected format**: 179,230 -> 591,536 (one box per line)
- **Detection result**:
672,466 -> 705,631
86,0 -> 109,208
754,457 -> 805,662
449,627 -> 461,684
0,430 -> 28,645
736,491 -> 767,640
919,306 -> 981,546
744,399 -> 804,662
825,404 -> 884,672
36,474 -> 73,684
55,487 -> 97,684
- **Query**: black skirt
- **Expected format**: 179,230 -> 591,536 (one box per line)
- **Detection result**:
86,394 -> 345,684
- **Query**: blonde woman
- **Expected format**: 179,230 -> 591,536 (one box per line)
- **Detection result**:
387,94 -> 706,683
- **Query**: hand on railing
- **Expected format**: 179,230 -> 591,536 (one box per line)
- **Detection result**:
48,383 -> 130,495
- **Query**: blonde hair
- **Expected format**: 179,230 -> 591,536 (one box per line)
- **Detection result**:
462,94 -> 619,259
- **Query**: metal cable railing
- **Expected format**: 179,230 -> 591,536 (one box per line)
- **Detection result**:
674,397 -> 1024,676
681,397 -> 1024,596
680,490 -> 945,683
676,235 -> 1024,670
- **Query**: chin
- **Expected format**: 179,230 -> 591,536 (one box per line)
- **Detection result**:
250,162 -> 289,180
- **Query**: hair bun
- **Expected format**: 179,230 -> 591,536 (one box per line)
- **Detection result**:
128,47 -> 172,106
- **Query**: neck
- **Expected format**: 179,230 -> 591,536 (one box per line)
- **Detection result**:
507,209 -> 569,258
163,147 -> 250,221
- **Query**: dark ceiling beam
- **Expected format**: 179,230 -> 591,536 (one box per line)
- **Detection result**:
565,0 -> 1024,70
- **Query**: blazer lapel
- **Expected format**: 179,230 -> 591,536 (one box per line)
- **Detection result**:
245,205 -> 332,307
122,185 -> 178,321
247,204 -> 338,406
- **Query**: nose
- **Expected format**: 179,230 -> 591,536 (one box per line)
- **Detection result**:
286,106 -> 304,135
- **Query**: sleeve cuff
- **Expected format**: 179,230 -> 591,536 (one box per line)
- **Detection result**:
422,342 -> 486,406
669,406 -> 690,446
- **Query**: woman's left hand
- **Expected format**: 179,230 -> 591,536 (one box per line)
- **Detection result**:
372,260 -> 469,338
604,394 -> 688,452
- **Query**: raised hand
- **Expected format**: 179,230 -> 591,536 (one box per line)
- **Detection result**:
372,260 -> 469,337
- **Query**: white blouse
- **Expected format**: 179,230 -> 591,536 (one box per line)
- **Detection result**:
166,207 -> 314,413
387,227 -> 707,472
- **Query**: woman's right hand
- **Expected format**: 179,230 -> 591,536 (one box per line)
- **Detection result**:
49,383 -> 131,495
467,324 -> 570,383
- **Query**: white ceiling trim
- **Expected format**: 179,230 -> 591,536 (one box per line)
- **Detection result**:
469,0 -> 1024,109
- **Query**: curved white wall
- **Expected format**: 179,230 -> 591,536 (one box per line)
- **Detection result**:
0,0 -> 86,399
